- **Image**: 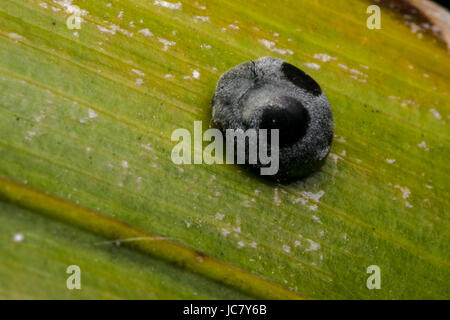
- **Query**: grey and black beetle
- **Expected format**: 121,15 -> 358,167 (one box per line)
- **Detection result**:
212,56 -> 334,181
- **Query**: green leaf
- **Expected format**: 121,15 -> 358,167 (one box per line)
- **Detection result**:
0,0 -> 448,299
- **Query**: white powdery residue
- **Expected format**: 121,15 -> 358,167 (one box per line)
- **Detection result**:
138,28 -> 153,37
200,43 -> 211,50
192,70 -> 200,79
304,62 -> 321,70
8,33 -> 26,41
237,241 -> 245,248
301,190 -> 325,203
193,16 -> 210,23
401,99 -> 416,107
141,143 -> 153,152
405,201 -> 414,208
360,64 -> 369,69
305,239 -> 320,252
338,63 -> 348,70
272,48 -> 293,55
329,152 -> 339,164
117,10 -> 124,19
228,24 -> 239,30
97,25 -> 115,35
313,53 -> 337,62
293,197 -> 307,205
425,184 -> 433,189
350,75 -> 367,83
158,37 -> 176,51
135,78 -> 144,85
136,176 -> 142,183
25,131 -> 37,141
121,160 -> 129,169
55,0 -> 88,18
250,241 -> 258,248
221,228 -> 230,237
194,2 -> 207,10
394,185 -> 411,199
409,22 -> 421,34
350,68 -> 365,77
312,215 -> 322,224
215,212 -> 225,221
386,159 -> 396,164
88,108 -> 98,119
294,241 -> 301,247
429,108 -> 442,120
308,205 -> 318,211
282,244 -> 291,253
154,0 -> 182,10
258,39 -> 275,49
131,69 -> 145,77
258,39 -> 293,55
164,74 -> 174,79
418,141 -> 429,151
13,233 -> 24,243
273,188 -> 282,206
40,2 -> 48,9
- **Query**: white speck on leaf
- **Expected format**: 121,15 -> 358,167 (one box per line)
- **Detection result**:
88,108 -> 98,119
138,28 -> 153,37
193,16 -> 210,23
158,37 -> 175,51
313,53 -> 337,62
192,70 -> 200,79
13,233 -> 24,243
418,141 -> 429,151
304,62 -> 321,70
305,239 -> 320,252
215,213 -> 225,220
430,108 -> 442,120
395,185 -> 411,199
131,69 -> 145,77
153,0 -> 182,10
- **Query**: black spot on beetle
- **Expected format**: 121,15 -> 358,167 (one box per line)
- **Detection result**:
259,97 -> 310,147
282,62 -> 322,96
